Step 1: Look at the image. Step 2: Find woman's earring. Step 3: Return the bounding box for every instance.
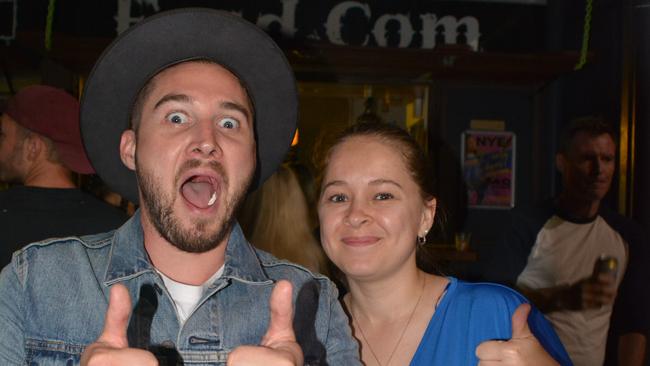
[417,230,429,246]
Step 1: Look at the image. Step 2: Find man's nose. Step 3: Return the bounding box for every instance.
[593,158,604,175]
[189,121,221,158]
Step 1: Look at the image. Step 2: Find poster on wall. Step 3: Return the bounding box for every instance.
[461,130,515,209]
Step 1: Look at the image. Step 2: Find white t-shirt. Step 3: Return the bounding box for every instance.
[517,215,627,366]
[157,265,224,325]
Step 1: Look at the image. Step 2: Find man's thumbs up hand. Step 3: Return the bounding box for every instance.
[98,283,132,348]
[81,284,158,366]
[475,303,559,366]
[227,280,303,366]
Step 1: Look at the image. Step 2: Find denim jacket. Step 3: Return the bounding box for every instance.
[0,211,360,365]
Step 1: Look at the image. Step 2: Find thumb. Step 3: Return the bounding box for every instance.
[511,303,533,339]
[98,283,132,348]
[261,280,296,346]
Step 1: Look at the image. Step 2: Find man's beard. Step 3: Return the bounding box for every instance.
[136,159,252,253]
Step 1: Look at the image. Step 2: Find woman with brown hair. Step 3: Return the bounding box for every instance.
[317,122,572,365]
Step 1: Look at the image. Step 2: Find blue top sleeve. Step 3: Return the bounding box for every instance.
[410,277,572,366]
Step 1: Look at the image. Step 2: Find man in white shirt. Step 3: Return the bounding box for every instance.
[509,118,647,366]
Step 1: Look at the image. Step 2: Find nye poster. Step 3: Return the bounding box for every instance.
[462,130,515,209]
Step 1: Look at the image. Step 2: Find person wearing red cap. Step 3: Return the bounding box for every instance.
[0,85,128,267]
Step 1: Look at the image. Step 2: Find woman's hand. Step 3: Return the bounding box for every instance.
[475,303,559,366]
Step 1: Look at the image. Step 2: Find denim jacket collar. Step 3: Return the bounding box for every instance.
[104,210,270,285]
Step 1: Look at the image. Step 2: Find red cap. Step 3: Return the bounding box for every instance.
[5,85,94,174]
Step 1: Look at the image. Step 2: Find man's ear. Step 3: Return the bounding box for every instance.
[120,130,136,171]
[23,134,43,162]
[556,153,566,175]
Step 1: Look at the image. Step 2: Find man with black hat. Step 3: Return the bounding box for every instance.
[0,9,359,366]
[0,85,128,268]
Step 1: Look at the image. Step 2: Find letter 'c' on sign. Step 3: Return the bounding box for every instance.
[325,1,371,45]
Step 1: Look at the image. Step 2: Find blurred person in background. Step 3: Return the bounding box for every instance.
[486,118,648,366]
[0,85,128,267]
[317,121,572,365]
[239,163,329,275]
[290,161,320,235]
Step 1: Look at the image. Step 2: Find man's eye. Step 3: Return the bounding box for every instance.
[218,117,239,129]
[328,194,347,203]
[166,112,188,124]
[375,192,394,200]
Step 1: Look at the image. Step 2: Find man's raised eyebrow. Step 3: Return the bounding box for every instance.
[221,101,251,121]
[154,93,192,109]
[152,96,251,120]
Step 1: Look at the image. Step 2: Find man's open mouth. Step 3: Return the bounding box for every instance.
[180,175,220,209]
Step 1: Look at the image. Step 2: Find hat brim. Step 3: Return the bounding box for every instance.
[55,141,95,175]
[80,8,297,204]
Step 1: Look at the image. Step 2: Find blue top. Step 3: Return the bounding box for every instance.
[410,277,572,366]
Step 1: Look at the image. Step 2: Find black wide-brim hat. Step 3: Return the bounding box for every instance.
[80,8,297,204]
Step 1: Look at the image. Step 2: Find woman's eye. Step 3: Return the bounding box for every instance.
[166,112,188,124]
[375,192,394,200]
[328,194,347,203]
[218,117,239,129]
